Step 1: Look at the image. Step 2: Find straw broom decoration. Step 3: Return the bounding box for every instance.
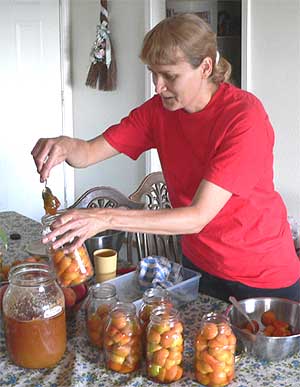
[86,0,117,91]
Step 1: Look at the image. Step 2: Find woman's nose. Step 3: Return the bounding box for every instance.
[154,75,167,94]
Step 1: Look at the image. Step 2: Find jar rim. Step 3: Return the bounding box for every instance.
[8,262,56,286]
[90,282,117,299]
[41,209,67,226]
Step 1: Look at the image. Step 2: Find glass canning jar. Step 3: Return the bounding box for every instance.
[104,302,142,374]
[138,287,172,336]
[3,262,66,368]
[146,305,184,384]
[42,211,94,287]
[195,312,236,386]
[86,282,118,349]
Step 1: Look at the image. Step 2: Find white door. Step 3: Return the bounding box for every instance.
[0,0,70,221]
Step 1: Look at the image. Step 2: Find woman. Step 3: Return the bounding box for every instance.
[32,14,300,302]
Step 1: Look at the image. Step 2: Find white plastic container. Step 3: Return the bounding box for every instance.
[106,268,201,310]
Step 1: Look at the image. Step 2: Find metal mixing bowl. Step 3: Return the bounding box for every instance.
[84,230,125,261]
[225,297,300,361]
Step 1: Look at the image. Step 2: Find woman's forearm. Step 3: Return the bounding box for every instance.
[104,206,207,235]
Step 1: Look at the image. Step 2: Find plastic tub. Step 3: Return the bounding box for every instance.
[106,268,201,310]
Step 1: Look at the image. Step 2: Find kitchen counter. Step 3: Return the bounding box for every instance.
[0,211,299,387]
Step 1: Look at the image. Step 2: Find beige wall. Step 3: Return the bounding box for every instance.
[70,0,146,199]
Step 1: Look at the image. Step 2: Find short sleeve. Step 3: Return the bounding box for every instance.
[103,97,157,160]
[204,101,274,197]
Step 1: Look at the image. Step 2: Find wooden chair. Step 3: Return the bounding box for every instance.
[129,172,182,263]
[69,186,144,263]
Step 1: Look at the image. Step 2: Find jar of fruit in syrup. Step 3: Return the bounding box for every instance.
[195,312,236,386]
[104,302,142,373]
[138,287,172,334]
[42,211,94,287]
[146,305,184,384]
[86,282,118,348]
[3,262,66,368]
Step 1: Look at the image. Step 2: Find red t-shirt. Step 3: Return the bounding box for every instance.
[103,82,300,288]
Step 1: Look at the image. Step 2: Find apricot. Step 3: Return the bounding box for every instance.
[52,249,65,264]
[201,322,219,340]
[153,321,170,334]
[153,348,169,367]
[261,310,276,326]
[195,371,210,385]
[57,256,72,276]
[62,287,76,307]
[196,336,208,352]
[160,329,175,348]
[107,360,122,372]
[164,364,179,382]
[168,350,182,363]
[195,361,213,374]
[147,328,161,344]
[209,370,227,385]
[209,348,232,363]
[243,319,259,334]
[111,312,127,330]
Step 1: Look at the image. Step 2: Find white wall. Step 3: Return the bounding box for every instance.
[245,0,300,218]
[70,0,146,199]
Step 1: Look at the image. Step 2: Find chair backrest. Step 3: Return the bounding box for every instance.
[129,172,182,263]
[69,186,143,210]
[69,186,144,264]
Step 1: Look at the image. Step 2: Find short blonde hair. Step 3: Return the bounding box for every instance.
[140,13,231,85]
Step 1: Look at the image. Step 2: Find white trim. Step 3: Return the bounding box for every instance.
[241,0,251,91]
[144,0,166,174]
[59,0,75,207]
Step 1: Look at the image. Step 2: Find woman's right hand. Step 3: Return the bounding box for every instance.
[31,136,74,182]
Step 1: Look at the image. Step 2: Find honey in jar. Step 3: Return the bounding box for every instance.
[195,312,236,386]
[42,211,94,287]
[3,262,66,368]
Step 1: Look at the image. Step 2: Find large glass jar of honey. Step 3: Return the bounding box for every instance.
[86,282,118,349]
[3,262,66,368]
[42,211,94,287]
[104,302,142,374]
[195,312,236,386]
[146,305,184,384]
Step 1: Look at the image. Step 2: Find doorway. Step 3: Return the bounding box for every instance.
[0,0,73,221]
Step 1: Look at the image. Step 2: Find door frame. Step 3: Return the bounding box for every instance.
[59,0,75,207]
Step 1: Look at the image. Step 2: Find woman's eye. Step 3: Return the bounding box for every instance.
[165,74,176,81]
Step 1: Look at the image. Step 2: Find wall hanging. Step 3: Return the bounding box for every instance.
[86,0,117,91]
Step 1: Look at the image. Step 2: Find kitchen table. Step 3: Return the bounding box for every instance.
[0,211,299,387]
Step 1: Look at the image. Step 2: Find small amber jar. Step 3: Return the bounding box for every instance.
[86,283,118,349]
[195,312,236,386]
[3,262,66,368]
[104,302,142,374]
[146,305,184,384]
[42,211,94,287]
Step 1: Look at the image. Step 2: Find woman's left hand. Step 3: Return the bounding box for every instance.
[42,208,110,253]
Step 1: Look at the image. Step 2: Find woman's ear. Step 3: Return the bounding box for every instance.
[200,57,213,79]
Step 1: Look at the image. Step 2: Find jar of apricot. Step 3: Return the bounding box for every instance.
[86,283,117,349]
[104,302,142,373]
[146,305,184,384]
[42,211,94,287]
[3,262,66,368]
[195,312,236,386]
[138,287,172,335]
